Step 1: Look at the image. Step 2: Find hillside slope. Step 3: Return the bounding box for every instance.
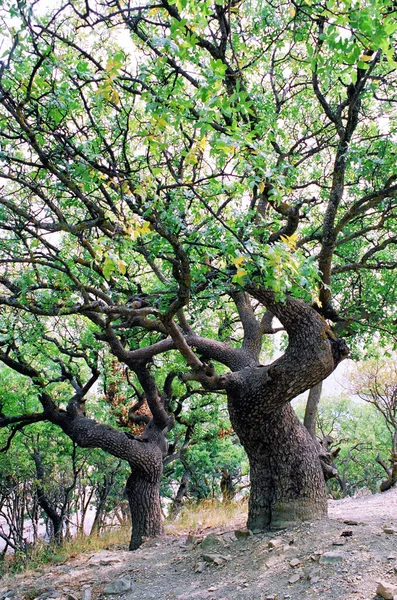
[1,489,396,600]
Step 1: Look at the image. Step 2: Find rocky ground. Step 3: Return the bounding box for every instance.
[1,487,397,600]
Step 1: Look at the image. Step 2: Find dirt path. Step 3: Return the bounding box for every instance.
[1,488,396,600]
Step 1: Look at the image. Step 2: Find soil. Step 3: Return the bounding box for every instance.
[1,488,397,600]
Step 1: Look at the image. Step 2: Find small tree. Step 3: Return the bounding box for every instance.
[349,356,397,491]
[316,396,390,496]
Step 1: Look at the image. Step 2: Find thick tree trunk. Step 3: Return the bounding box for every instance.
[126,470,163,550]
[220,294,349,532]
[54,409,171,550]
[229,400,327,531]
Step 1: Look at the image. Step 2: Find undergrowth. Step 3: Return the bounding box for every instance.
[0,526,131,578]
[0,499,248,578]
[164,497,248,534]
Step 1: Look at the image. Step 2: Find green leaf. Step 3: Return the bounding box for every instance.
[103,257,116,280]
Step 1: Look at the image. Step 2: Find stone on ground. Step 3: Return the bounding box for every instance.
[103,577,132,595]
[376,580,397,599]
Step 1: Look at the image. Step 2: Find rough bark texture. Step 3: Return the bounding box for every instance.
[229,399,327,530]
[52,412,167,549]
[126,467,163,550]
[221,295,348,531]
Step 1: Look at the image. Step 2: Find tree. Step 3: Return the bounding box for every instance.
[297,394,390,497]
[166,427,247,507]
[0,377,126,553]
[349,355,397,490]
[89,454,129,535]
[1,0,397,548]
[0,443,35,555]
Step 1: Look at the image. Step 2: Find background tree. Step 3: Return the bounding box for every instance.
[88,454,130,535]
[0,445,35,556]
[0,0,397,548]
[165,427,248,509]
[348,355,397,490]
[315,395,391,497]
[0,365,133,554]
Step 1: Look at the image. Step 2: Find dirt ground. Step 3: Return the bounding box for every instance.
[1,488,397,600]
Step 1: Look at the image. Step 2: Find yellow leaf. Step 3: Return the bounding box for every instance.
[259,181,265,193]
[232,266,248,284]
[218,143,235,154]
[185,149,198,165]
[280,233,298,251]
[197,136,207,152]
[138,222,151,235]
[232,255,246,267]
[110,89,120,105]
[312,293,322,307]
[106,58,121,74]
[153,116,168,128]
[118,260,127,275]
[289,5,296,17]
[94,247,103,260]
[359,54,372,62]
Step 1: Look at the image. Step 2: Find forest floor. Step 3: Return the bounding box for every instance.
[1,487,397,600]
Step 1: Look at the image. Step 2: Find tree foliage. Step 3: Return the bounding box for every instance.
[0,0,396,336]
[315,395,390,497]
[348,355,397,489]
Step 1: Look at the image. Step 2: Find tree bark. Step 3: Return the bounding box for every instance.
[229,401,327,530]
[32,449,65,545]
[304,382,323,439]
[218,292,349,531]
[126,469,163,550]
[170,467,191,517]
[220,469,235,503]
[53,410,169,549]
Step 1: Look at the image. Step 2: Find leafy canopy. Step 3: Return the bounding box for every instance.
[0,0,397,465]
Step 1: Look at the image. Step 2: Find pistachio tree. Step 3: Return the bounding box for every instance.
[1,0,397,548]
